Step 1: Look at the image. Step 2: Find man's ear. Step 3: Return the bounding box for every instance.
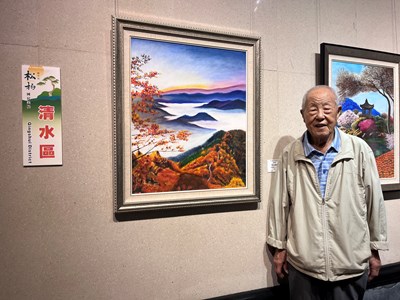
[300,109,305,121]
[337,105,342,114]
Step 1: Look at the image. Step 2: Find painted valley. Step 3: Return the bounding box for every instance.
[130,41,248,194]
[131,87,247,194]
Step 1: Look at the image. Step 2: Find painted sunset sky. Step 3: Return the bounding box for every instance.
[130,37,247,93]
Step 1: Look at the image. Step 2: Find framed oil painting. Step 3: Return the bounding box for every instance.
[321,43,400,191]
[112,17,261,213]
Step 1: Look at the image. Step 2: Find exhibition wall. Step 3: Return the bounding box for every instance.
[1,0,400,299]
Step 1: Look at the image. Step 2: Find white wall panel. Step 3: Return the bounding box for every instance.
[0,0,39,47]
[276,0,318,74]
[356,0,396,51]
[117,0,252,32]
[318,0,357,46]
[252,0,278,71]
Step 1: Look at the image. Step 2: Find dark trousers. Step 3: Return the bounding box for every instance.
[288,264,368,300]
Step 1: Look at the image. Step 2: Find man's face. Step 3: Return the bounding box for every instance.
[301,88,340,144]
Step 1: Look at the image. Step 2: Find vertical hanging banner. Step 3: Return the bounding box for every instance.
[22,65,62,166]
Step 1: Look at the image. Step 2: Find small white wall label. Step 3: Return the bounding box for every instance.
[267,159,279,173]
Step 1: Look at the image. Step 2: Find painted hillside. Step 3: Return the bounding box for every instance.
[131,130,246,193]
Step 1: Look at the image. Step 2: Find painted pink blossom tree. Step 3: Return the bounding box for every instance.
[336,66,393,133]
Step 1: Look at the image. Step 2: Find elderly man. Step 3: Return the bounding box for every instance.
[267,85,388,299]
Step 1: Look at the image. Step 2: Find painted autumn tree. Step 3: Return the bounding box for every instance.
[335,66,394,133]
[130,54,191,161]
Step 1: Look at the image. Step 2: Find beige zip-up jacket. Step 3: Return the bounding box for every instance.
[267,130,388,281]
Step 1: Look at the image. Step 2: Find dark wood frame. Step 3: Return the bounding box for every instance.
[320,42,400,195]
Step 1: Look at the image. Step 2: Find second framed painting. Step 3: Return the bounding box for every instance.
[112,17,261,213]
[321,43,400,191]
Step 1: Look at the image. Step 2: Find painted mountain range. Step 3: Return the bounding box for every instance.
[175,112,217,123]
[341,98,381,116]
[163,84,246,95]
[197,99,245,110]
[131,82,249,194]
[157,89,246,104]
[146,88,246,133]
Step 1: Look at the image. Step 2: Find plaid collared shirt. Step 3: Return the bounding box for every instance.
[303,127,341,199]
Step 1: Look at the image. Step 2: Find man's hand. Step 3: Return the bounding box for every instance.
[368,250,381,281]
[273,248,288,280]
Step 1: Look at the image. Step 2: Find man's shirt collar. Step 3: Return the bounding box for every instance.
[303,127,341,157]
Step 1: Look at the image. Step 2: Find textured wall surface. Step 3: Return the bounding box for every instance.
[1,0,400,299]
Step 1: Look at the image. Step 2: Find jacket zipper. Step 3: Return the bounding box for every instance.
[313,161,330,281]
[321,197,330,280]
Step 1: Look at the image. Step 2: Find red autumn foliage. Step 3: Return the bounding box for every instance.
[132,130,246,193]
[130,54,191,162]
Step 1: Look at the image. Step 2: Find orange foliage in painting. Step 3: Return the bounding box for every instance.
[130,54,191,161]
[132,130,246,194]
[132,151,180,193]
[375,149,394,178]
[181,145,243,188]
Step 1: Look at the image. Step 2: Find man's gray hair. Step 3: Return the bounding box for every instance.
[301,85,338,111]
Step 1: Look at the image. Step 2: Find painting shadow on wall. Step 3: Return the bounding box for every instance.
[115,200,259,221]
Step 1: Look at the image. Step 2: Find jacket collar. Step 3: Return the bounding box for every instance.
[294,129,354,162]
